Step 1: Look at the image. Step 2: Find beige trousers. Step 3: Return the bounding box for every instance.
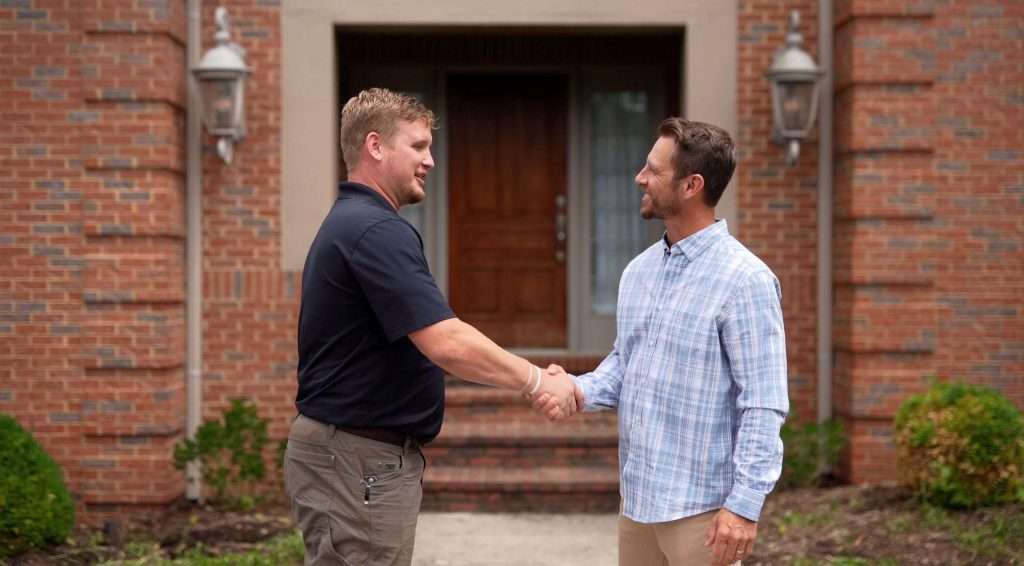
[619,509,740,566]
[284,414,425,566]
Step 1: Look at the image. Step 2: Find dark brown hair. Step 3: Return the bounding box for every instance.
[657,118,736,207]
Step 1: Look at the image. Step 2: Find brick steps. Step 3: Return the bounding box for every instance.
[432,419,618,444]
[425,420,618,468]
[424,372,620,512]
[421,466,620,513]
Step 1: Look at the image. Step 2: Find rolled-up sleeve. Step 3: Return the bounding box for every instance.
[719,270,789,522]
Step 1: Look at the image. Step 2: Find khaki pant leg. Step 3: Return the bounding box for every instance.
[652,510,740,566]
[618,512,669,566]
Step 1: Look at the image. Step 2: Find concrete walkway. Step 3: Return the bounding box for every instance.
[412,513,618,566]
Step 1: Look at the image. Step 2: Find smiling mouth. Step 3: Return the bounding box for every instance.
[414,173,427,185]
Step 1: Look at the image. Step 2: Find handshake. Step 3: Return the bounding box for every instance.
[520,364,585,421]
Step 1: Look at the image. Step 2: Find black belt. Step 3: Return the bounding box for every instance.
[336,425,411,448]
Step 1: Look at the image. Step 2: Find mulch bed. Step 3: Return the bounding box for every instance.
[7,485,1023,565]
[7,499,296,565]
[748,484,1023,565]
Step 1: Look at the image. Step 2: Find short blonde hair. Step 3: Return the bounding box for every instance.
[339,88,435,171]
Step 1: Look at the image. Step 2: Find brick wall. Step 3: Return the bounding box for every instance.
[833,0,1023,482]
[931,1,1023,404]
[196,0,297,446]
[3,0,1021,521]
[737,0,821,424]
[1,0,188,521]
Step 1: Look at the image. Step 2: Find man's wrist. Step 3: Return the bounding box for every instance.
[528,366,542,396]
[722,483,766,522]
[519,364,542,395]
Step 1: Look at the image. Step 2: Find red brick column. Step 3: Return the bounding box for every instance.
[832,0,939,482]
[931,2,1024,406]
[0,0,188,521]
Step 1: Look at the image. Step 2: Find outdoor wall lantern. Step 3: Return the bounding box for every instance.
[766,11,824,166]
[193,7,250,165]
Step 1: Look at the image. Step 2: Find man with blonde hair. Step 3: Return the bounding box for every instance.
[285,88,580,565]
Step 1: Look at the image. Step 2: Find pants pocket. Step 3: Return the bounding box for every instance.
[365,454,423,565]
[285,442,369,565]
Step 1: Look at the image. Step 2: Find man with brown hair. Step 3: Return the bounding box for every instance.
[285,88,580,565]
[540,118,789,566]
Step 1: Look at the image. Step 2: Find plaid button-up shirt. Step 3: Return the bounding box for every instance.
[576,220,789,523]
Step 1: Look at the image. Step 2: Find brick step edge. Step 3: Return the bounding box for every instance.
[432,421,619,447]
[423,466,619,493]
[445,386,526,405]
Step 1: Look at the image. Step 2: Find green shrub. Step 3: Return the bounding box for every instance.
[173,399,270,509]
[894,381,1024,509]
[779,415,845,489]
[0,414,75,558]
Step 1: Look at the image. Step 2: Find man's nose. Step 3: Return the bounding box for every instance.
[424,151,435,170]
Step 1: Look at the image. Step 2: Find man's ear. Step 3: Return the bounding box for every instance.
[365,131,384,162]
[683,174,705,201]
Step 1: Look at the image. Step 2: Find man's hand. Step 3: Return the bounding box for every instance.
[521,364,572,420]
[705,508,757,565]
[528,365,584,421]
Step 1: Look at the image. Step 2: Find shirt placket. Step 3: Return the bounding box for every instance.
[632,249,687,432]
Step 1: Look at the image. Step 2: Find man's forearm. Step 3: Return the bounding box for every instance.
[409,318,532,391]
[724,407,786,522]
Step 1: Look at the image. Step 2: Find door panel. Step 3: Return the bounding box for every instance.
[447,73,568,347]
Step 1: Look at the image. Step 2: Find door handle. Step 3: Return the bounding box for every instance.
[554,194,566,263]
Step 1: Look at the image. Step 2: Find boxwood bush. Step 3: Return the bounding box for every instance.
[894,381,1024,509]
[0,414,75,558]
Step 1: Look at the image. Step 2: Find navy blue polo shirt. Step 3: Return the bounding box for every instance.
[295,182,455,442]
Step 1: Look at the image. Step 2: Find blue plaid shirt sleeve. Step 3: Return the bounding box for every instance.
[574,340,624,412]
[720,269,790,521]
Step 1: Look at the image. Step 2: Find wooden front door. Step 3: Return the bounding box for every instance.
[447,73,568,348]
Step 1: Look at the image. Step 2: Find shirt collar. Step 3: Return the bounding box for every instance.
[660,219,729,261]
[338,182,396,212]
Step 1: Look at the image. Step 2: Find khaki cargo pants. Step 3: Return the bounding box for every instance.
[284,414,425,566]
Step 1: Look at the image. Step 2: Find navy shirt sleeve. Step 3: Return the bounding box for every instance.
[348,218,455,342]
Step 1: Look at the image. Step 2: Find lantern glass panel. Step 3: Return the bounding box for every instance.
[777,80,815,133]
[200,78,238,133]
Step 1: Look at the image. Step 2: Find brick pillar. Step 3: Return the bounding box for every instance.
[0,0,91,507]
[1,0,189,521]
[931,2,1024,406]
[832,0,939,482]
[76,1,189,516]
